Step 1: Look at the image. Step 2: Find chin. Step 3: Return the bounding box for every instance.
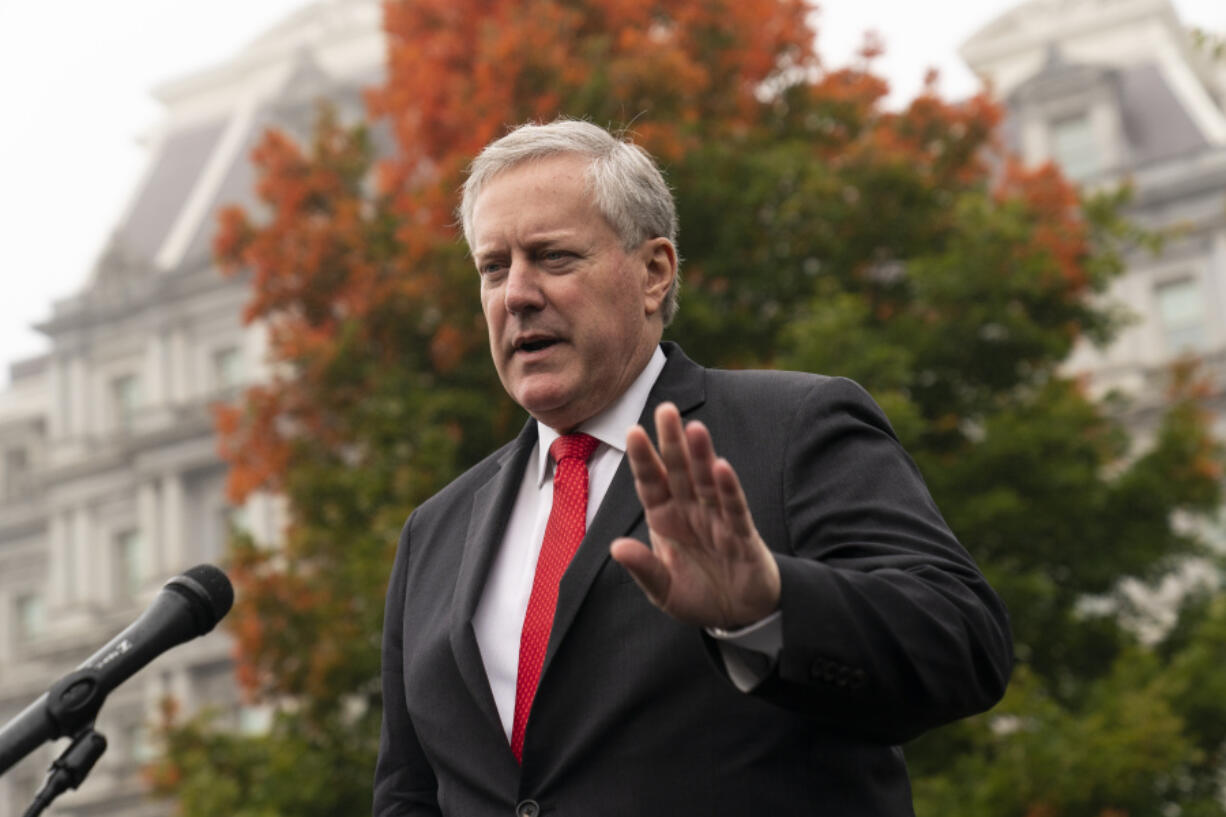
[514,383,575,424]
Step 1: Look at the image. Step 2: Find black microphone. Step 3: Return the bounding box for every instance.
[0,564,234,776]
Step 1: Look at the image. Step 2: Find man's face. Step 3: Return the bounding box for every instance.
[471,154,675,432]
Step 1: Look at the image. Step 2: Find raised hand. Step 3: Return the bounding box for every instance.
[610,402,781,629]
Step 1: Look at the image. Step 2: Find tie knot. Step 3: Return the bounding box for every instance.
[549,433,599,465]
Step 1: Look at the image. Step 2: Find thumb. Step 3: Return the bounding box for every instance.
[610,537,671,606]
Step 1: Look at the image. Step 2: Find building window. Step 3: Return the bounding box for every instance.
[1155,278,1206,353]
[111,374,141,430]
[3,447,31,501]
[114,529,142,598]
[1050,113,1099,180]
[212,347,243,391]
[15,594,44,642]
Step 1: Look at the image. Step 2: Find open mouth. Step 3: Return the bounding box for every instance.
[516,338,559,353]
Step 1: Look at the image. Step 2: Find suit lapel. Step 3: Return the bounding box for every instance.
[449,423,537,737]
[445,345,708,733]
[545,343,707,668]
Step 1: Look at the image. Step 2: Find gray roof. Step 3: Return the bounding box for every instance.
[115,120,227,264]
[177,120,260,270]
[176,72,384,271]
[1004,55,1211,170]
[1117,62,1209,166]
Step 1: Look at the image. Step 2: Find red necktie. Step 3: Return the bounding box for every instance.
[511,432,600,762]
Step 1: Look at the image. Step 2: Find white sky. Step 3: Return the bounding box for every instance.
[0,0,1222,385]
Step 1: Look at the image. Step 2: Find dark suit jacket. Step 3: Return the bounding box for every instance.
[374,343,1012,816]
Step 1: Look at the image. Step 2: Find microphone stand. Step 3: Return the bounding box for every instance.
[22,728,107,817]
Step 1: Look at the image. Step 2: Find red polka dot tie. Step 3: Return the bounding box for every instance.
[511,432,600,762]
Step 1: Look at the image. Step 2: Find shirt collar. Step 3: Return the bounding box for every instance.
[533,345,667,487]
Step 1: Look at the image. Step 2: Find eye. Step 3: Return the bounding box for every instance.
[478,259,507,278]
[540,249,574,266]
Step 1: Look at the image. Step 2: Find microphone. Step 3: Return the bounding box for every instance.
[0,564,234,776]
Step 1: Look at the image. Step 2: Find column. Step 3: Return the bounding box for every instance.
[0,589,11,666]
[146,332,167,408]
[48,356,67,439]
[138,481,159,584]
[72,505,102,608]
[69,356,90,437]
[47,511,72,609]
[161,473,186,572]
[169,328,190,404]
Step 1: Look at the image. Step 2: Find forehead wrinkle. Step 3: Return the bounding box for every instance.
[473,227,586,259]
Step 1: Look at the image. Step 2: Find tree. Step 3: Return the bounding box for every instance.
[151,2,1224,815]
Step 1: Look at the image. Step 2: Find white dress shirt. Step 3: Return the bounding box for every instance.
[473,346,780,741]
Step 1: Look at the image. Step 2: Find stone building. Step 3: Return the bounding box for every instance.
[1,0,1223,814]
[0,1,382,814]
[961,0,1226,622]
[962,0,1226,429]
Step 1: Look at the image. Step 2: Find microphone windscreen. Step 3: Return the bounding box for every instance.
[175,565,235,627]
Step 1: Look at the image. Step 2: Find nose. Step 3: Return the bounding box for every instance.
[503,257,546,314]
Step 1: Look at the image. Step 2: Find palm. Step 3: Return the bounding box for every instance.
[610,402,780,629]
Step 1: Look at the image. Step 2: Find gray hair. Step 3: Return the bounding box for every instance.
[459,119,680,325]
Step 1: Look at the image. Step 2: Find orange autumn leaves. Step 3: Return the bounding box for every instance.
[214,0,821,510]
[208,0,1100,704]
[371,0,817,188]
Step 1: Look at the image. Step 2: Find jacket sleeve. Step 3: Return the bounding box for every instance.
[373,515,443,817]
[741,376,1013,745]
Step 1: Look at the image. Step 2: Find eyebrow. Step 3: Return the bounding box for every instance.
[473,231,584,257]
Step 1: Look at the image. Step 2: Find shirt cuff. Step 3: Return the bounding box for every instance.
[705,610,783,692]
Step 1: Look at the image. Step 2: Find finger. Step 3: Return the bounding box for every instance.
[684,420,721,510]
[655,402,697,503]
[609,537,671,606]
[625,424,671,508]
[713,457,758,541]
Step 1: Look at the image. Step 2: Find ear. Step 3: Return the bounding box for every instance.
[639,238,677,318]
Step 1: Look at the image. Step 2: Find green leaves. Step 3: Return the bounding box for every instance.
[153,3,1224,815]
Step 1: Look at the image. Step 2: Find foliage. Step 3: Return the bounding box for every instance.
[150,2,1225,815]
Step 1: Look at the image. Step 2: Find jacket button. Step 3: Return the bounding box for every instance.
[516,799,541,817]
[810,659,838,682]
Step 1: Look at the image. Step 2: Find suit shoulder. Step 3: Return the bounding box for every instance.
[699,367,894,441]
[704,367,876,407]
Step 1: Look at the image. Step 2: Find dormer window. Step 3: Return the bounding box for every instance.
[1050,112,1100,180]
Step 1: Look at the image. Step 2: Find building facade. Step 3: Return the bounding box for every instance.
[1,0,1223,814]
[962,0,1226,432]
[962,0,1226,622]
[0,2,382,814]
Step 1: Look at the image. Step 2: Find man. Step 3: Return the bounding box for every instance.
[374,120,1012,816]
